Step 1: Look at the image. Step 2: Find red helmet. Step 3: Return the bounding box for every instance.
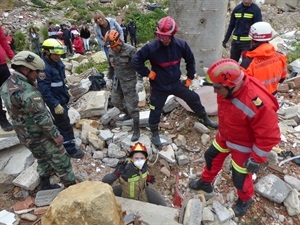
[129,142,148,158]
[207,59,244,88]
[104,30,121,48]
[156,16,178,36]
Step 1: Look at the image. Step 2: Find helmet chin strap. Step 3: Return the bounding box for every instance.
[224,86,235,98]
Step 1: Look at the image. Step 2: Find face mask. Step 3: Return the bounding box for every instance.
[133,160,146,170]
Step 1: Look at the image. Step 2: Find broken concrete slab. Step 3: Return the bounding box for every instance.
[0,172,15,194]
[116,196,181,225]
[35,188,63,207]
[0,136,20,151]
[12,160,39,191]
[176,86,217,116]
[116,111,150,127]
[0,145,35,177]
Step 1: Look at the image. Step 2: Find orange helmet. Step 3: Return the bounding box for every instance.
[129,142,148,158]
[206,59,244,88]
[156,16,178,36]
[104,30,121,48]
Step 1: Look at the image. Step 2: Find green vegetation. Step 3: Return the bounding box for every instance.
[13,31,28,51]
[31,0,46,8]
[126,9,167,43]
[75,61,109,74]
[287,41,300,63]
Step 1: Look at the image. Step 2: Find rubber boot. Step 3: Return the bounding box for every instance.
[61,179,76,188]
[149,123,162,149]
[232,198,254,217]
[120,109,132,121]
[0,115,13,131]
[131,120,140,142]
[64,140,84,159]
[40,176,61,190]
[189,179,213,193]
[198,114,218,129]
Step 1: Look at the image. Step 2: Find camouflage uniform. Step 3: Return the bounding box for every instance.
[108,43,139,122]
[0,71,75,185]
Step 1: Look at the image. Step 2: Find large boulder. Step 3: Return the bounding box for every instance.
[41,181,124,225]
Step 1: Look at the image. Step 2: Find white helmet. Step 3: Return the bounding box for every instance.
[249,21,273,42]
[12,51,45,71]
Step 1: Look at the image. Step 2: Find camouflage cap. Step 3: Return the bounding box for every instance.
[12,51,45,71]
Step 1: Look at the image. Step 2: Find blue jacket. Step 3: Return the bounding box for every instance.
[224,2,262,42]
[131,37,196,91]
[37,54,69,108]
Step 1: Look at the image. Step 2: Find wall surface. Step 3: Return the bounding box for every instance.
[169,0,229,75]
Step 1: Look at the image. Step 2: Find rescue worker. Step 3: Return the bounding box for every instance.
[0,51,76,190]
[37,38,84,159]
[240,21,287,95]
[131,16,218,149]
[93,10,124,61]
[0,25,14,131]
[102,142,167,206]
[222,0,262,62]
[104,30,140,142]
[189,59,280,217]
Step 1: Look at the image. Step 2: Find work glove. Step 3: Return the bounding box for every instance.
[182,78,192,88]
[148,71,156,80]
[114,160,128,177]
[245,158,260,173]
[146,175,155,184]
[54,104,64,114]
[222,40,227,49]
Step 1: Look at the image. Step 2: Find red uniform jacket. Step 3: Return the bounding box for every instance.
[0,26,14,65]
[73,36,84,54]
[217,76,280,163]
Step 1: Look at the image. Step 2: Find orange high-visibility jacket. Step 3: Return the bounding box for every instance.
[241,43,287,95]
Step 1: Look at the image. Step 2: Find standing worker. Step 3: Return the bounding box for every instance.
[104,30,140,142]
[240,21,287,95]
[132,16,218,149]
[93,10,124,61]
[120,19,128,43]
[0,25,14,131]
[37,38,84,159]
[189,59,280,217]
[222,0,262,62]
[127,18,137,47]
[0,51,76,190]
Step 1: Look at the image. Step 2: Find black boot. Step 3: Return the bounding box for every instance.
[0,115,13,131]
[40,176,61,190]
[198,114,218,129]
[61,180,76,188]
[120,109,132,121]
[131,120,140,142]
[149,123,162,149]
[232,198,254,217]
[64,140,84,159]
[68,149,84,159]
[189,179,213,193]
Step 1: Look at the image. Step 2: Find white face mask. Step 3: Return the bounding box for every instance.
[133,160,146,170]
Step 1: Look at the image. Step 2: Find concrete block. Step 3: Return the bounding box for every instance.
[35,188,63,207]
[0,136,20,151]
[278,83,290,93]
[12,161,39,191]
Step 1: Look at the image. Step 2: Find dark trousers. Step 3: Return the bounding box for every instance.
[0,64,11,117]
[149,83,206,125]
[129,33,137,47]
[49,104,76,154]
[230,41,251,62]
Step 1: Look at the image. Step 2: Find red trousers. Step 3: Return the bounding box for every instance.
[201,132,254,201]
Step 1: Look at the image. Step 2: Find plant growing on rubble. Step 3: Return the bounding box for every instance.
[75,61,109,74]
[13,31,28,51]
[287,41,300,63]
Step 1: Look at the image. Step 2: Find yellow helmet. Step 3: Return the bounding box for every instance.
[42,38,67,55]
[12,51,45,71]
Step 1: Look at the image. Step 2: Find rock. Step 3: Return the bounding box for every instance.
[41,181,124,225]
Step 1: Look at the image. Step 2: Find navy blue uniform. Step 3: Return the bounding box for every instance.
[224,2,262,62]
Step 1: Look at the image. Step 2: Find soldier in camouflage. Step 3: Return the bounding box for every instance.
[104,30,140,142]
[0,51,76,190]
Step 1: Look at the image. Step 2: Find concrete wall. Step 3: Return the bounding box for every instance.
[169,0,229,75]
[265,0,300,7]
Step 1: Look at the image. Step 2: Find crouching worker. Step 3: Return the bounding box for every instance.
[0,51,76,190]
[102,142,167,206]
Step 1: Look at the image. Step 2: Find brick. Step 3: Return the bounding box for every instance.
[278,83,290,93]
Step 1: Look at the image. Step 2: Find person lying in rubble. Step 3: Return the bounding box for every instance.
[102,142,167,206]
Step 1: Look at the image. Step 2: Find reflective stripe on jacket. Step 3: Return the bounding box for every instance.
[217,76,280,163]
[241,43,287,94]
